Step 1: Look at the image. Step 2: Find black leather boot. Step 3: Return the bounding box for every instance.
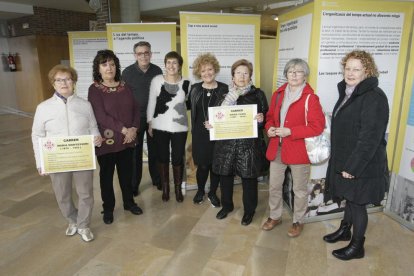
[332,237,365,260]
[158,163,170,202]
[173,165,184,202]
[323,220,352,243]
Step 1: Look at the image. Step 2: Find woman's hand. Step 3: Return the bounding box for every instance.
[37,168,48,176]
[255,113,264,123]
[267,126,277,137]
[94,136,103,147]
[275,127,291,137]
[341,171,355,179]
[123,127,137,144]
[204,121,213,129]
[148,123,153,137]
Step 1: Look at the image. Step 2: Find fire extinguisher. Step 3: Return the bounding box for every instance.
[8,53,16,72]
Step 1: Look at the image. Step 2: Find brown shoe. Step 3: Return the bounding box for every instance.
[262,217,282,231]
[287,222,304,237]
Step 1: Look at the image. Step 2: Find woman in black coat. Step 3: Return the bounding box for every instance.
[324,50,389,260]
[212,59,269,226]
[189,53,228,207]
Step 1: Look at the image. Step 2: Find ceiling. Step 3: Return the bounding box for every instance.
[0,0,309,36]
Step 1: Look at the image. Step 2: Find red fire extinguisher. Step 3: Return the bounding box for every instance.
[8,53,16,72]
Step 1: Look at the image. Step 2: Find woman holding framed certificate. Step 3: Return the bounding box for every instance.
[212,59,268,226]
[32,65,102,242]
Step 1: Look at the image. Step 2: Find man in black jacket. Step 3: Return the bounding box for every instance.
[122,41,162,195]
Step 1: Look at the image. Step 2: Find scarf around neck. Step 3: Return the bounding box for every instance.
[221,81,252,106]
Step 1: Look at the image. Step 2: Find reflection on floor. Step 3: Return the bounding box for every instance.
[1,114,413,276]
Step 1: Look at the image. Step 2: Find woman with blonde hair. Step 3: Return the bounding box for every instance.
[324,50,389,260]
[189,53,227,207]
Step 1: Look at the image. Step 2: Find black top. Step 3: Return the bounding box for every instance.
[122,62,162,117]
[189,81,227,165]
[326,77,389,204]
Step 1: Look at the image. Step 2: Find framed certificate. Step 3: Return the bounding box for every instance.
[39,135,96,174]
[208,104,258,140]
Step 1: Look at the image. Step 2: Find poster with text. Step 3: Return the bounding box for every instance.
[180,12,260,86]
[106,23,176,72]
[275,14,312,89]
[68,31,107,100]
[316,10,404,114]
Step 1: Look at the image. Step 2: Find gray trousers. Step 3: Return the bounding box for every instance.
[50,170,94,229]
[268,150,310,223]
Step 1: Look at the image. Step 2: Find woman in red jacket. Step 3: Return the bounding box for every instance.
[262,59,325,237]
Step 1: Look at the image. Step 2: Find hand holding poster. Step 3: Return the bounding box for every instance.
[39,135,96,174]
[208,104,257,140]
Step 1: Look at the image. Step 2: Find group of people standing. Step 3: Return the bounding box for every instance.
[32,42,389,262]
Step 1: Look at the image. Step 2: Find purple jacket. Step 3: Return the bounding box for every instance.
[88,81,140,156]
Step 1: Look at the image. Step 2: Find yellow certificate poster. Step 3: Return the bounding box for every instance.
[209,104,258,140]
[39,135,96,174]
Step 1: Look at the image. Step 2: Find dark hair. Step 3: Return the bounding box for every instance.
[231,59,253,78]
[48,64,78,85]
[133,41,151,52]
[92,49,121,82]
[310,184,322,198]
[164,51,183,67]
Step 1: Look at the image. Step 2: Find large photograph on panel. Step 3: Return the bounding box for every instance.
[385,39,414,231]
[180,12,261,188]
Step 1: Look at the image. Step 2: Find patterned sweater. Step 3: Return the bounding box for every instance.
[147,74,191,132]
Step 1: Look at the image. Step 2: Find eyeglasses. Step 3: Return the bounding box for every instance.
[135,51,151,57]
[344,67,364,73]
[287,70,305,76]
[54,78,73,84]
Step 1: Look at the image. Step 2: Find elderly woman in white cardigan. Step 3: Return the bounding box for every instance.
[32,65,102,242]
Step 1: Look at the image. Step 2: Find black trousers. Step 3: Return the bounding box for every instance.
[132,118,160,190]
[343,200,368,239]
[153,129,187,165]
[220,175,258,214]
[196,165,220,194]
[97,148,135,213]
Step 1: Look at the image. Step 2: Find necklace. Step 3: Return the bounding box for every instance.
[202,82,217,97]
[201,88,215,123]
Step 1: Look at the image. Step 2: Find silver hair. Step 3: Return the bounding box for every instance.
[283,58,310,78]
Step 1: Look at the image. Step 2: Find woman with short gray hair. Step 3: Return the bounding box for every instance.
[263,58,325,237]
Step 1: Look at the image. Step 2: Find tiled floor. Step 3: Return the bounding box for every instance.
[1,114,413,276]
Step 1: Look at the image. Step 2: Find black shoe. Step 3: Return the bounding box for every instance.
[207,193,221,208]
[132,189,140,197]
[193,191,205,204]
[216,208,233,220]
[124,204,143,215]
[332,237,365,261]
[323,220,352,243]
[241,212,254,226]
[102,211,113,224]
